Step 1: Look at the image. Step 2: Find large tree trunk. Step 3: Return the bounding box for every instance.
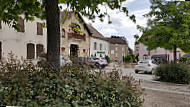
[173,45,177,63]
[45,0,60,71]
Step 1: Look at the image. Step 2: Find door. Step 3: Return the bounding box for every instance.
[70,44,79,58]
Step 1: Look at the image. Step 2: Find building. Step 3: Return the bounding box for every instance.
[0,18,47,60]
[134,38,139,55]
[107,36,128,62]
[87,24,109,58]
[139,43,185,61]
[60,12,92,58]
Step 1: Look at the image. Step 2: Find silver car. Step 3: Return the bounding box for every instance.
[92,57,108,69]
[60,55,72,66]
[135,60,157,74]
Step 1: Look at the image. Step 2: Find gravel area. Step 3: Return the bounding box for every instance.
[143,89,190,107]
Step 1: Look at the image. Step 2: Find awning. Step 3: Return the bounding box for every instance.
[183,54,190,58]
[151,54,167,59]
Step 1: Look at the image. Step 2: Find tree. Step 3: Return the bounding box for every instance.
[134,34,139,39]
[0,0,135,70]
[138,0,190,63]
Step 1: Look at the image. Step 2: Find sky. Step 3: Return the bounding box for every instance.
[83,0,151,51]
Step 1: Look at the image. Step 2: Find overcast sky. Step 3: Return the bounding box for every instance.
[83,0,151,51]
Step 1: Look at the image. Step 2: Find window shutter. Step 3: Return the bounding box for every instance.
[37,22,43,35]
[36,44,43,57]
[27,43,35,59]
[17,20,25,32]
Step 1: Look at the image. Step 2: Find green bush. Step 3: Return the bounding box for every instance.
[124,55,138,63]
[0,54,144,106]
[154,63,190,84]
[124,55,132,63]
[179,56,189,63]
[105,55,110,63]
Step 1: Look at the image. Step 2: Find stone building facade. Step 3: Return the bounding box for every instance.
[0,18,47,60]
[60,12,91,58]
[107,36,128,62]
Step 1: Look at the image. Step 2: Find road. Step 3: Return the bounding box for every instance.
[104,67,154,81]
[103,66,190,107]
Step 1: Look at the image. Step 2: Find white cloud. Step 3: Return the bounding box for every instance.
[83,7,150,50]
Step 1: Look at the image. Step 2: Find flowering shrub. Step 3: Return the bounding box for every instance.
[0,53,144,106]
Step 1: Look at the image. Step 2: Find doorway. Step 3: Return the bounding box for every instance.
[70,44,79,58]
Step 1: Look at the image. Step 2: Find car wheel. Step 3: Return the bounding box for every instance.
[95,63,100,69]
[101,66,106,69]
[135,70,139,73]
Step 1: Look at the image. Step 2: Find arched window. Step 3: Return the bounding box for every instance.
[62,28,65,37]
[27,43,35,59]
[36,44,44,58]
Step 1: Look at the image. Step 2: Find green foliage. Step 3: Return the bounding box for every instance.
[0,0,136,29]
[134,34,139,39]
[105,55,110,63]
[0,54,144,106]
[124,55,137,63]
[124,55,132,63]
[155,63,190,84]
[138,1,190,60]
[179,56,189,63]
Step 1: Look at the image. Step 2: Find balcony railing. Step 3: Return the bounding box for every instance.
[68,33,86,41]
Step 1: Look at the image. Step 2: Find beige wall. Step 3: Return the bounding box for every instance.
[109,44,128,61]
[0,18,47,60]
[60,14,90,58]
[90,37,109,58]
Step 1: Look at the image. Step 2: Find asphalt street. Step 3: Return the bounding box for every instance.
[103,66,190,107]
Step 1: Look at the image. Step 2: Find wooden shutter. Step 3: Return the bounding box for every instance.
[36,44,43,57]
[17,20,25,32]
[0,20,2,29]
[37,22,43,35]
[27,43,35,59]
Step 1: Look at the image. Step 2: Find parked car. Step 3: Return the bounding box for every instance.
[92,57,108,69]
[74,57,96,68]
[60,55,72,66]
[134,60,157,74]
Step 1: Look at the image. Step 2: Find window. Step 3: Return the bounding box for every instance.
[27,43,35,59]
[0,20,2,29]
[115,53,118,57]
[94,42,97,50]
[144,46,147,51]
[115,47,118,51]
[122,47,124,51]
[36,44,44,58]
[143,54,148,60]
[100,44,102,50]
[37,22,43,35]
[104,44,106,50]
[17,19,25,32]
[62,28,65,37]
[111,50,114,54]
